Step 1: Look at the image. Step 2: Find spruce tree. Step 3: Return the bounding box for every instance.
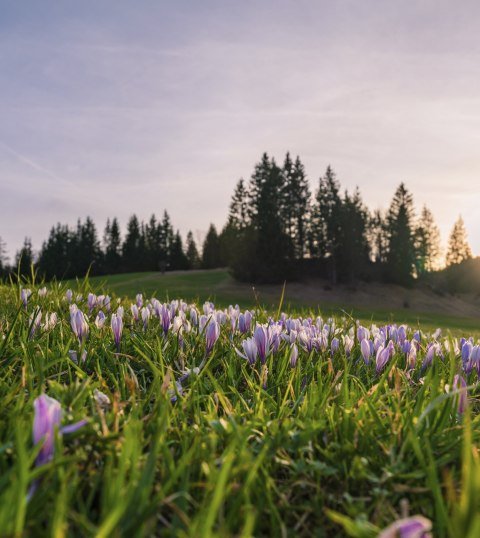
[247,153,290,282]
[122,215,142,272]
[202,224,222,269]
[169,231,189,270]
[281,154,311,260]
[446,216,472,266]
[160,211,174,271]
[104,217,122,274]
[15,237,34,277]
[186,231,200,269]
[368,210,388,265]
[414,206,441,274]
[337,188,370,281]
[228,179,249,230]
[74,217,102,276]
[311,166,342,282]
[385,183,416,285]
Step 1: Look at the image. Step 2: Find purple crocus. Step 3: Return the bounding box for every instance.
[33,394,87,467]
[131,304,139,322]
[289,343,299,368]
[205,320,220,355]
[376,343,393,374]
[141,307,150,330]
[238,311,253,334]
[331,337,340,356]
[236,337,258,365]
[253,325,270,364]
[95,311,106,329]
[379,515,432,538]
[87,293,97,313]
[21,288,32,308]
[111,313,123,351]
[159,304,171,336]
[136,293,143,308]
[361,338,372,364]
[453,374,468,415]
[70,308,89,343]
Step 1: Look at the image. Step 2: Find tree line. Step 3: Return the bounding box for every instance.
[0,152,474,285]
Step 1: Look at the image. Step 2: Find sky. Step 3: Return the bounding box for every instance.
[1,0,479,260]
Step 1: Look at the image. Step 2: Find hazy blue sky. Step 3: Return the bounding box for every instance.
[1,0,479,260]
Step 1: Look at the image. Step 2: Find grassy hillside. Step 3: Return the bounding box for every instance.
[68,269,480,334]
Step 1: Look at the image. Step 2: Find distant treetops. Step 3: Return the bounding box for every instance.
[1,152,474,284]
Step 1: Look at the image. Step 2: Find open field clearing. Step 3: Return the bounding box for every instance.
[0,282,479,536]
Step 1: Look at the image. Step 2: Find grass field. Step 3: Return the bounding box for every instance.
[80,269,480,335]
[0,279,480,536]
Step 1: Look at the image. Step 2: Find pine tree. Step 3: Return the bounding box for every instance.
[385,183,416,285]
[337,188,370,281]
[311,166,342,282]
[281,154,311,260]
[414,206,441,274]
[74,217,102,276]
[104,217,122,274]
[186,231,200,269]
[202,224,222,269]
[228,179,249,230]
[170,231,189,270]
[15,237,34,277]
[368,210,389,264]
[446,216,472,266]
[247,153,291,281]
[122,215,142,272]
[160,211,174,271]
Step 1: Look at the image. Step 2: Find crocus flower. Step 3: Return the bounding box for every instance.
[453,374,468,415]
[238,311,253,334]
[111,313,123,351]
[379,515,432,538]
[236,337,258,365]
[136,293,143,308]
[376,344,391,373]
[70,308,89,343]
[331,337,340,355]
[33,394,87,467]
[205,320,220,355]
[141,307,150,330]
[407,344,417,370]
[361,339,372,364]
[29,310,42,339]
[38,287,48,298]
[253,325,270,364]
[290,343,298,368]
[21,288,32,307]
[93,389,111,409]
[95,311,106,329]
[131,304,139,322]
[65,289,73,303]
[87,293,97,312]
[68,349,87,364]
[159,304,171,336]
[343,335,354,357]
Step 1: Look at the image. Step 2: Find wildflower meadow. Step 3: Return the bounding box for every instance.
[0,280,479,537]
